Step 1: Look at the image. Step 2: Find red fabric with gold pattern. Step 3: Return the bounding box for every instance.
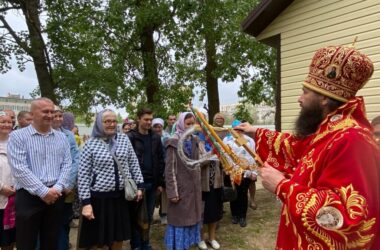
[255,97,380,249]
[303,46,374,102]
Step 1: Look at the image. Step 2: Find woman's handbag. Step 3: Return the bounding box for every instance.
[123,176,138,201]
[222,186,237,202]
[112,154,138,201]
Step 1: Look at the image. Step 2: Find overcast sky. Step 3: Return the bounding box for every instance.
[0,60,241,102]
[0,10,241,116]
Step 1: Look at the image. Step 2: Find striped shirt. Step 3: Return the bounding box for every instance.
[7,125,72,198]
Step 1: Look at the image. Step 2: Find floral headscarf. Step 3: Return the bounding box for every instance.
[175,112,194,137]
[175,112,195,157]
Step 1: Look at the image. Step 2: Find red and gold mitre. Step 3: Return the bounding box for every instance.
[303,46,374,102]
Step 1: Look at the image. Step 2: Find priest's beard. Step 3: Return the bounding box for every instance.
[294,101,325,139]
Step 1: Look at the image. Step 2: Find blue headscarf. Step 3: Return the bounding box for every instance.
[225,119,241,140]
[231,119,241,128]
[91,109,117,154]
[62,112,75,131]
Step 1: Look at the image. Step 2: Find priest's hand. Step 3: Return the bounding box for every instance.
[260,162,285,193]
[233,122,257,138]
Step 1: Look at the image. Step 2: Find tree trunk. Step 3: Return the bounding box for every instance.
[140,25,159,105]
[205,31,220,124]
[21,0,57,103]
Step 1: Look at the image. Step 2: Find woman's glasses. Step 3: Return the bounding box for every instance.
[102,120,117,125]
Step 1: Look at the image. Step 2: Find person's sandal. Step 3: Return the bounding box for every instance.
[249,203,257,210]
[209,240,220,249]
[198,240,208,250]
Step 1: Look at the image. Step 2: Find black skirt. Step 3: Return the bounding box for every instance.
[0,209,15,247]
[202,187,223,224]
[78,194,131,248]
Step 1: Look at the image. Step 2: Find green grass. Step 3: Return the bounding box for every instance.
[71,188,281,249]
[150,189,281,250]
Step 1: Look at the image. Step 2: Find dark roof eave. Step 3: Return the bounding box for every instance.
[242,0,294,37]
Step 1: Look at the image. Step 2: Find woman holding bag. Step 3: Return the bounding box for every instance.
[78,109,144,250]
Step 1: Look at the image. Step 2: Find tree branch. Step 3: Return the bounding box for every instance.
[0,6,20,12]
[22,3,55,86]
[0,15,32,54]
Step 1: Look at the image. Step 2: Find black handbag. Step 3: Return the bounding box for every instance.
[222,186,237,202]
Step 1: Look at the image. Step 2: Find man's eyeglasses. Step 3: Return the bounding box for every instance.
[103,120,118,125]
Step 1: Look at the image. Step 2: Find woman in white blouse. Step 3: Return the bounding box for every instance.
[0,111,15,250]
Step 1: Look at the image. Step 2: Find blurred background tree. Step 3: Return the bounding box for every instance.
[0,0,276,123]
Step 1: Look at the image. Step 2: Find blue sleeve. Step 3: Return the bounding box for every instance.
[54,136,72,192]
[67,131,80,189]
[196,131,212,152]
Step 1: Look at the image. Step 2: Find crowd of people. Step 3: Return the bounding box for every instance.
[1,44,380,250]
[0,100,261,250]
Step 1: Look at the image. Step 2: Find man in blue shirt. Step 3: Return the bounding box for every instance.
[7,97,71,250]
[52,106,80,250]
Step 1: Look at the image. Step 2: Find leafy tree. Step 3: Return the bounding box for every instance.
[45,0,194,119]
[45,0,276,121]
[237,48,278,126]
[171,0,276,123]
[0,0,57,103]
[1,0,276,125]
[233,103,254,124]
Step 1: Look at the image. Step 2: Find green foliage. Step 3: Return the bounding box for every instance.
[45,0,195,120]
[1,0,276,121]
[0,3,30,74]
[237,47,277,108]
[233,103,254,124]
[169,0,276,115]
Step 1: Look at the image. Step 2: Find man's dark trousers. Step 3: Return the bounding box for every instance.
[15,189,64,250]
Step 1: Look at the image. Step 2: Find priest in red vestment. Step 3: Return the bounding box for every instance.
[236,45,380,249]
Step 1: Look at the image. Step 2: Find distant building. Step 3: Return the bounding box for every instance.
[220,102,275,125]
[0,93,32,114]
[220,103,238,114]
[255,103,275,124]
